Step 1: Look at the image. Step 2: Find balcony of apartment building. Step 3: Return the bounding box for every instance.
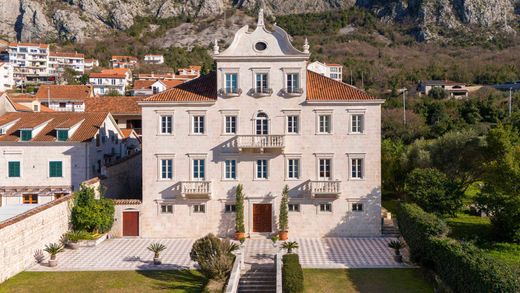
[179,181,212,199]
[236,135,285,152]
[309,180,341,199]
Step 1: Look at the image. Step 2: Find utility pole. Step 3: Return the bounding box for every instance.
[509,87,513,118]
[403,89,407,125]
[361,72,364,90]
[350,69,353,85]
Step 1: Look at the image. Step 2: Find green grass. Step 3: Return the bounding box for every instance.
[0,270,207,293]
[303,268,434,293]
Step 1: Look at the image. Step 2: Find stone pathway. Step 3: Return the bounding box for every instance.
[29,238,196,271]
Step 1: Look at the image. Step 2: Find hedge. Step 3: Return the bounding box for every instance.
[282,254,304,293]
[396,203,520,293]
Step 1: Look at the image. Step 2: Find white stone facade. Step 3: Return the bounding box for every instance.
[8,43,50,83]
[139,11,382,238]
[0,63,14,92]
[144,54,164,65]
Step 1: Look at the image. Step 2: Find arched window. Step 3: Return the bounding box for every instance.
[256,112,269,135]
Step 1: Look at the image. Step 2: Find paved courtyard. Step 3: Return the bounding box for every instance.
[28,237,407,272]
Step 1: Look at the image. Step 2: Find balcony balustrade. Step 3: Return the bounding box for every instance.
[309,180,341,197]
[250,88,273,97]
[218,88,242,97]
[236,135,285,152]
[180,181,212,199]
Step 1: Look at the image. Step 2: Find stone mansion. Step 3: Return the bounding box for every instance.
[139,10,384,238]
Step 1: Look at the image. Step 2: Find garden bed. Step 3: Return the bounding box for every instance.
[77,233,108,247]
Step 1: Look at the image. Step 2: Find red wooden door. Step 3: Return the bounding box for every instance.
[122,211,139,236]
[253,204,272,232]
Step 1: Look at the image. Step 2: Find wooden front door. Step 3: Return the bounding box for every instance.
[253,204,272,232]
[122,211,139,236]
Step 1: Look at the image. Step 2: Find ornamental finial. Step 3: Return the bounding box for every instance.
[303,38,310,54]
[257,9,265,27]
[213,39,219,55]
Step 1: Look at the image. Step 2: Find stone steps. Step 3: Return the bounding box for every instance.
[238,268,276,293]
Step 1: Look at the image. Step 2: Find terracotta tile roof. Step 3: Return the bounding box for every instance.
[90,70,127,79]
[49,52,85,58]
[0,112,109,142]
[306,70,375,101]
[85,59,97,63]
[34,85,92,101]
[120,128,134,138]
[144,72,217,102]
[133,79,184,90]
[161,80,184,88]
[9,42,48,49]
[84,96,143,114]
[137,73,176,79]
[179,65,201,72]
[326,63,342,67]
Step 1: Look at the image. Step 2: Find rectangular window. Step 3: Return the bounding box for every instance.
[23,194,38,204]
[160,115,173,134]
[287,115,299,134]
[351,114,364,134]
[160,159,173,179]
[288,204,300,212]
[8,161,21,178]
[287,159,300,179]
[225,204,236,213]
[57,129,68,141]
[286,73,299,93]
[256,159,268,179]
[351,158,364,179]
[225,73,238,94]
[320,203,332,212]
[193,159,205,180]
[193,204,206,213]
[224,160,237,180]
[49,161,63,177]
[20,129,32,141]
[318,115,331,134]
[193,115,205,134]
[255,73,268,93]
[319,159,331,179]
[352,203,363,212]
[225,116,237,134]
[161,204,173,214]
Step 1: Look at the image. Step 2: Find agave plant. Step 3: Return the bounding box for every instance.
[282,241,299,254]
[44,243,64,260]
[388,240,405,255]
[147,243,167,259]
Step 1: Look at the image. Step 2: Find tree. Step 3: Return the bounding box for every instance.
[79,73,89,85]
[62,67,79,85]
[477,125,520,242]
[381,139,407,198]
[235,184,245,233]
[382,108,428,143]
[405,168,463,215]
[104,89,122,96]
[279,185,289,232]
[189,233,239,280]
[70,185,115,233]
[429,87,448,100]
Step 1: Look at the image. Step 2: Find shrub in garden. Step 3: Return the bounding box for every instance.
[70,185,115,233]
[189,233,239,281]
[282,254,304,293]
[235,184,245,234]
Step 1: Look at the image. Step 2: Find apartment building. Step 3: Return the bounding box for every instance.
[0,112,131,206]
[8,42,50,84]
[144,54,164,65]
[111,56,138,69]
[177,65,201,78]
[48,52,85,75]
[84,59,99,71]
[0,62,14,91]
[307,61,343,82]
[138,10,383,238]
[89,68,132,96]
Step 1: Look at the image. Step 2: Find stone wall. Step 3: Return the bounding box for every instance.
[102,152,142,199]
[0,196,71,283]
[110,199,142,238]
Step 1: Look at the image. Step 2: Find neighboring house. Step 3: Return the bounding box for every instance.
[0,93,56,114]
[111,56,138,69]
[8,42,52,84]
[48,52,85,75]
[0,62,15,91]
[307,61,343,82]
[132,79,183,96]
[84,59,99,71]
[177,65,201,78]
[137,73,176,80]
[33,85,92,112]
[84,96,144,136]
[144,54,164,65]
[138,10,383,238]
[89,68,132,96]
[417,80,469,97]
[0,112,132,206]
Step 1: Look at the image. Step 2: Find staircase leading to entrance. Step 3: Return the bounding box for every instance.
[382,207,401,237]
[238,239,277,293]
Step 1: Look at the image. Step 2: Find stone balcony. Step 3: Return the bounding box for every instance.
[281,87,304,97]
[180,181,212,199]
[250,88,273,97]
[309,180,341,198]
[218,88,242,97]
[236,135,285,152]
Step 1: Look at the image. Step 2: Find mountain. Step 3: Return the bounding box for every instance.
[0,0,517,44]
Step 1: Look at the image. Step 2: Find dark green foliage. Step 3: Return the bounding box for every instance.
[70,186,115,233]
[235,184,245,233]
[282,254,304,293]
[282,241,299,254]
[279,185,289,231]
[189,233,239,281]
[405,168,463,215]
[427,87,448,99]
[163,46,214,75]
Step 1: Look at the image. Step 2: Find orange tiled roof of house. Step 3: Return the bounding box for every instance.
[9,42,49,49]
[144,72,217,102]
[306,70,375,101]
[326,63,342,67]
[120,128,135,138]
[50,52,85,58]
[137,73,176,79]
[90,68,129,78]
[85,58,97,63]
[84,96,143,114]
[34,85,92,101]
[0,112,109,142]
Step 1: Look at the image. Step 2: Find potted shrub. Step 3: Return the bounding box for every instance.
[278,185,289,240]
[147,242,167,265]
[270,235,279,247]
[44,243,64,267]
[65,231,82,250]
[235,184,246,240]
[282,241,299,254]
[388,240,405,263]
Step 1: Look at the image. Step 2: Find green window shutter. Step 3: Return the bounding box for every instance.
[57,130,68,141]
[49,161,63,177]
[21,130,32,141]
[8,161,20,177]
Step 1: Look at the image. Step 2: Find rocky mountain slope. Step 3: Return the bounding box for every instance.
[0,0,517,44]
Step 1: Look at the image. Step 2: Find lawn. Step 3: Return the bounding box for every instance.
[303,268,434,293]
[0,270,207,293]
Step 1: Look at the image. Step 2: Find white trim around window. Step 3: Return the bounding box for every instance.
[346,153,366,180]
[347,109,366,135]
[155,110,174,135]
[6,160,22,178]
[156,154,175,181]
[317,202,333,214]
[314,153,334,180]
[284,153,302,180]
[254,158,269,180]
[219,67,240,91]
[282,110,301,135]
[220,110,239,135]
[188,110,207,135]
[222,157,238,181]
[314,109,333,135]
[188,153,208,181]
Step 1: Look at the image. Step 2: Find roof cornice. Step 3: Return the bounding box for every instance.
[304,99,386,105]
